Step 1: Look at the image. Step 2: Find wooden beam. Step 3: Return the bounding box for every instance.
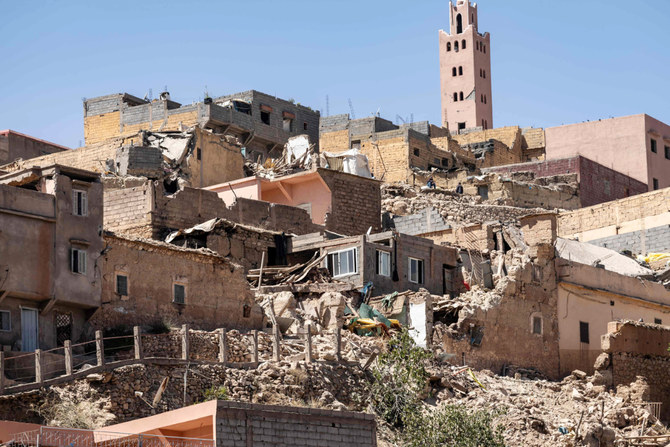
[41,297,57,315]
[0,291,9,306]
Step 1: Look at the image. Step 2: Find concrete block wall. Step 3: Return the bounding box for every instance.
[587,224,670,255]
[103,183,153,234]
[215,401,376,447]
[115,146,163,177]
[319,169,381,235]
[392,207,451,236]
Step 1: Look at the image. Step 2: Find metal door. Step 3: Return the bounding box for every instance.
[21,308,39,352]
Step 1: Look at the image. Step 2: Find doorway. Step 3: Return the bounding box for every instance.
[21,308,39,352]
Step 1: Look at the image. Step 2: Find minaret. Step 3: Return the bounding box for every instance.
[439,0,493,132]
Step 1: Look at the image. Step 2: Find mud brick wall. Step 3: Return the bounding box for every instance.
[557,187,670,239]
[318,169,381,235]
[601,321,670,421]
[216,401,376,447]
[1,140,123,173]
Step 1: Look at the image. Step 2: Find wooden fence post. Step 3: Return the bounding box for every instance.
[252,330,259,363]
[133,326,143,360]
[181,324,190,361]
[219,329,228,364]
[334,329,342,362]
[305,324,313,363]
[64,340,73,376]
[35,349,43,385]
[95,330,104,367]
[0,352,5,393]
[272,325,281,362]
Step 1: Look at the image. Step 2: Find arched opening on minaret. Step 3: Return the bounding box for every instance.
[456,14,463,34]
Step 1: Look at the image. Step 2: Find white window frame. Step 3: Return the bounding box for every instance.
[327,247,358,278]
[173,283,187,305]
[70,247,87,274]
[72,190,88,216]
[376,250,391,277]
[0,310,11,332]
[408,257,424,284]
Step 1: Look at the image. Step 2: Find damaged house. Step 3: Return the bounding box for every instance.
[0,165,103,351]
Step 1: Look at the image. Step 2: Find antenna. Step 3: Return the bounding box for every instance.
[326,95,330,117]
[410,113,414,124]
[375,107,381,117]
[348,98,356,120]
[396,114,407,124]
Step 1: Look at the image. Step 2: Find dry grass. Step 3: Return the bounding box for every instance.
[32,382,116,429]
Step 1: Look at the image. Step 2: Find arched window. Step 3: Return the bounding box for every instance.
[459,92,464,101]
[454,41,459,52]
[456,14,463,34]
[453,92,458,102]
[447,42,451,52]
[483,70,486,78]
[476,41,479,51]
[458,66,463,75]
[462,39,466,49]
[482,119,485,127]
[483,44,486,54]
[481,94,483,103]
[452,67,457,76]
[479,69,482,77]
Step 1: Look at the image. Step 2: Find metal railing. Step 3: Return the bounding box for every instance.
[12,426,214,447]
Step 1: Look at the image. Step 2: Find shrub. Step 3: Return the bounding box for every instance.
[32,382,115,429]
[202,385,229,402]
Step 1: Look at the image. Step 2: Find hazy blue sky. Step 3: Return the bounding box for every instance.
[1,0,669,148]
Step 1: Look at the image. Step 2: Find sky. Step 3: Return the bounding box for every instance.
[1,0,669,148]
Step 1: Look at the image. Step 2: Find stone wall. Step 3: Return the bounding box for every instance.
[599,321,670,421]
[216,401,376,447]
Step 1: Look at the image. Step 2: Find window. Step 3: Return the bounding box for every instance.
[408,258,424,284]
[458,66,463,75]
[55,312,72,347]
[461,39,466,49]
[442,158,449,166]
[351,140,361,150]
[579,321,589,344]
[413,148,420,156]
[283,118,293,132]
[197,148,202,160]
[458,122,466,131]
[653,178,659,190]
[243,304,251,318]
[481,94,484,103]
[453,92,458,102]
[260,110,270,125]
[483,44,486,53]
[456,14,463,34]
[655,318,662,325]
[532,314,542,335]
[651,138,657,153]
[665,145,670,160]
[0,311,10,332]
[454,41,459,52]
[327,248,358,277]
[447,42,451,52]
[70,247,86,274]
[303,122,308,130]
[452,67,457,77]
[459,92,464,101]
[173,283,186,304]
[483,70,486,78]
[116,274,128,296]
[72,190,87,216]
[376,250,391,277]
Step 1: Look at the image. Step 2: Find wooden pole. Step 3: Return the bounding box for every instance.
[133,326,143,360]
[95,330,105,366]
[64,340,73,376]
[305,324,313,363]
[219,329,228,363]
[35,349,43,385]
[252,330,259,363]
[181,324,190,360]
[256,252,266,289]
[272,325,281,362]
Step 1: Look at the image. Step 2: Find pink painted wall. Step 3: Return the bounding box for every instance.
[260,172,332,225]
[205,177,261,206]
[545,114,670,190]
[0,421,41,442]
[439,0,493,131]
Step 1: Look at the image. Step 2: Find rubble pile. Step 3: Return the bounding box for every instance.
[423,364,668,447]
[382,183,546,225]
